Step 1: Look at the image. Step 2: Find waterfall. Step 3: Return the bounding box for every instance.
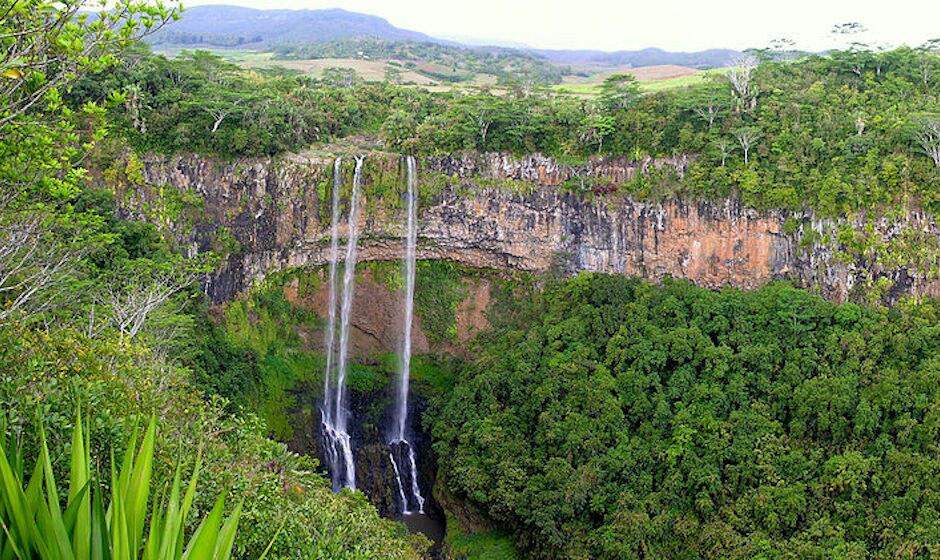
[321,156,364,491]
[389,452,408,509]
[388,155,426,514]
[405,442,425,513]
[393,155,418,442]
[336,156,364,437]
[322,158,341,432]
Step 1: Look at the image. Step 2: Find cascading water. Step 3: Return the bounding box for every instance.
[321,156,364,491]
[393,156,418,445]
[321,157,343,490]
[388,155,426,514]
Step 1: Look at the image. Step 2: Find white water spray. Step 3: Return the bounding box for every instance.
[388,155,426,514]
[336,156,364,436]
[406,444,425,512]
[393,155,418,442]
[322,158,341,430]
[321,156,364,491]
[389,452,408,509]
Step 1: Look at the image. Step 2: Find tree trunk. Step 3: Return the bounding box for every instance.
[210,113,226,133]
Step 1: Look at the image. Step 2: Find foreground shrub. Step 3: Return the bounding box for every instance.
[0,413,257,560]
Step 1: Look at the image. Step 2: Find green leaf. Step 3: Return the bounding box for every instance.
[182,495,224,560]
[126,419,156,553]
[67,411,91,560]
[214,501,241,560]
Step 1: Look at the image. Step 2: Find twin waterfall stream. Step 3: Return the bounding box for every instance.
[320,155,426,516]
[321,156,362,491]
[389,155,426,514]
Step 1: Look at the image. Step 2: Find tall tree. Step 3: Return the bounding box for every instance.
[599,73,641,111]
[727,54,759,112]
[917,39,940,87]
[0,0,179,324]
[682,82,729,130]
[734,127,762,163]
[0,0,179,132]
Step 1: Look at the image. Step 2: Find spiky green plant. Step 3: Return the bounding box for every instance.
[0,412,251,560]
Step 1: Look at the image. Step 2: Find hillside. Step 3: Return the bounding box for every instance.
[536,46,740,68]
[271,38,567,84]
[149,5,739,71]
[147,5,441,48]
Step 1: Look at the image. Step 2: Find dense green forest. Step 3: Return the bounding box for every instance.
[71,44,940,216]
[432,275,940,559]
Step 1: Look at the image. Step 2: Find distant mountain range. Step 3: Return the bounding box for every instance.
[150,5,740,69]
[149,5,443,48]
[534,47,742,69]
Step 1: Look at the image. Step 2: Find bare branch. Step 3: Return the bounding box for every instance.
[734,128,762,164]
[0,205,87,324]
[92,264,200,340]
[727,54,759,113]
[914,116,940,168]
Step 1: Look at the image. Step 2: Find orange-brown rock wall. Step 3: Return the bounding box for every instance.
[109,151,940,306]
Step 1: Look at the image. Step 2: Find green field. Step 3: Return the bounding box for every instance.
[445,514,520,560]
[638,70,716,91]
[553,68,727,97]
[152,47,271,62]
[155,46,729,96]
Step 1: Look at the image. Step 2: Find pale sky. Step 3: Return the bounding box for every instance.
[185,0,940,52]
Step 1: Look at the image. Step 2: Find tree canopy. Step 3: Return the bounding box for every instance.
[432,274,940,559]
[69,45,940,216]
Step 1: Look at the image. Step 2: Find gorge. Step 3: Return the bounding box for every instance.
[11,8,940,558]
[316,153,431,516]
[101,146,940,553]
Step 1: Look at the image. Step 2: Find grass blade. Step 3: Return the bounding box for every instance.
[0,439,35,557]
[214,501,242,560]
[90,486,110,560]
[182,495,224,560]
[41,423,75,560]
[126,419,156,554]
[68,411,91,560]
[256,519,286,560]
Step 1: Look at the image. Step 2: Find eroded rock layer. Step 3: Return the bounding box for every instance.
[110,151,940,304]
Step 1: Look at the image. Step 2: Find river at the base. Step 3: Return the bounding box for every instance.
[398,511,446,550]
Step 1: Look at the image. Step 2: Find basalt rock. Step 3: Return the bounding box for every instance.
[107,150,940,305]
[283,271,432,360]
[287,368,439,519]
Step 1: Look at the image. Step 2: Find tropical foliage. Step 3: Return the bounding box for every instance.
[432,274,940,559]
[0,414,248,560]
[0,0,427,558]
[8,1,940,558]
[70,45,940,215]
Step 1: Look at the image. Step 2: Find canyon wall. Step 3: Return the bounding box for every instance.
[110,151,940,304]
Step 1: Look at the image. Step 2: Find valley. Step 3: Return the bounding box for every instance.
[3,1,940,559]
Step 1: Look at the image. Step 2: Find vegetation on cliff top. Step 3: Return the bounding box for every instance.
[70,43,940,216]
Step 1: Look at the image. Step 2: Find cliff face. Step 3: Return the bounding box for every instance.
[117,151,940,304]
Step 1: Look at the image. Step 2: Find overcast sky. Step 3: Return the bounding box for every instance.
[185,0,940,52]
